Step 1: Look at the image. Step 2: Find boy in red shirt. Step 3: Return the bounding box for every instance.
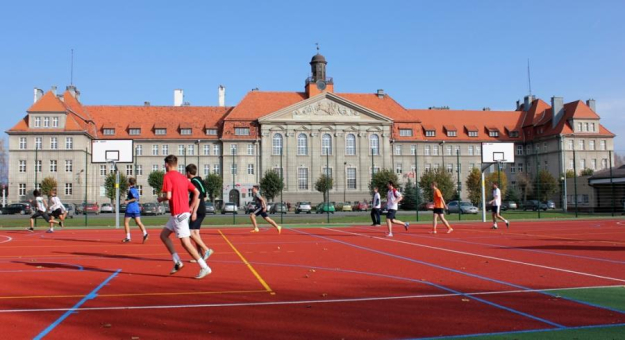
[157,155,211,279]
[431,181,453,234]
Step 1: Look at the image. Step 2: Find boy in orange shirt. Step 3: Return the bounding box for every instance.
[431,182,453,234]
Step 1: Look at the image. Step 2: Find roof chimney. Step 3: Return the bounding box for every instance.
[51,85,57,95]
[376,89,385,99]
[551,96,564,129]
[482,107,491,111]
[144,101,150,106]
[174,89,184,107]
[523,95,535,111]
[57,94,64,102]
[66,85,77,98]
[218,85,225,107]
[33,88,44,103]
[516,100,521,110]
[586,99,596,112]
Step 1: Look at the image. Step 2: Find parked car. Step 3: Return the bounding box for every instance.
[352,201,368,212]
[315,202,336,214]
[266,202,275,213]
[446,201,479,214]
[271,202,288,214]
[339,202,352,212]
[0,203,32,215]
[206,201,216,214]
[419,202,435,211]
[63,203,75,219]
[502,201,518,210]
[141,203,161,215]
[523,200,548,211]
[222,202,238,214]
[161,203,169,214]
[100,203,115,213]
[295,202,312,214]
[546,200,556,209]
[75,203,85,214]
[486,201,509,211]
[244,202,256,214]
[83,203,100,215]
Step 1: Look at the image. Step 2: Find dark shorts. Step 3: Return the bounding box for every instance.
[125,212,141,218]
[51,208,64,218]
[253,207,268,218]
[386,209,397,220]
[433,208,445,215]
[189,213,206,230]
[491,205,500,214]
[31,211,50,222]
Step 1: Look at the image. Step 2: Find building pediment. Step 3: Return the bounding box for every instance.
[258,92,393,124]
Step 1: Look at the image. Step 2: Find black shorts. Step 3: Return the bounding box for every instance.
[386,209,397,220]
[253,207,268,218]
[31,211,51,222]
[491,205,500,214]
[433,208,445,215]
[189,213,206,230]
[51,208,64,218]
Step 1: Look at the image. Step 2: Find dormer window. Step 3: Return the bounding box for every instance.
[129,128,141,136]
[180,128,192,135]
[487,127,500,137]
[465,125,478,137]
[399,129,413,137]
[103,128,115,136]
[34,117,41,127]
[205,128,218,136]
[447,131,457,137]
[444,125,457,137]
[468,131,478,137]
[235,127,250,136]
[510,131,519,138]
[52,117,59,128]
[44,117,50,128]
[425,130,436,137]
[155,128,167,135]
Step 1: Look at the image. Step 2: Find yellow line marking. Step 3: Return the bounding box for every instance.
[0,289,267,300]
[218,230,275,295]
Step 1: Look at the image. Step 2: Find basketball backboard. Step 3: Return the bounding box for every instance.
[92,140,134,163]
[481,143,515,164]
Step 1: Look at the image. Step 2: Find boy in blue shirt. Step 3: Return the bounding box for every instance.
[122,177,149,243]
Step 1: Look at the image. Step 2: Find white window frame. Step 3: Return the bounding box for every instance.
[19,183,26,196]
[34,117,41,127]
[369,134,379,155]
[234,127,250,136]
[273,133,283,155]
[65,160,73,172]
[298,168,309,190]
[162,145,169,155]
[346,168,357,189]
[50,160,57,172]
[65,183,73,196]
[19,160,26,173]
[298,133,308,156]
[399,129,413,137]
[322,134,332,156]
[19,137,27,150]
[180,128,192,136]
[203,144,210,156]
[152,145,158,155]
[247,143,255,155]
[345,134,356,156]
[247,164,254,175]
[155,128,167,135]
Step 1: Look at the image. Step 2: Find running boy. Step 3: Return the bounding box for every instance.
[157,155,211,279]
[185,164,213,262]
[250,185,282,234]
[122,177,149,243]
[48,190,67,232]
[28,190,58,232]
[489,182,509,230]
[385,181,409,237]
[431,182,453,234]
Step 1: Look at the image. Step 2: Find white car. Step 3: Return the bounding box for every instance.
[295,202,312,214]
[100,203,115,213]
[221,203,238,214]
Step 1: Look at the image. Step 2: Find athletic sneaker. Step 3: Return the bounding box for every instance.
[386,233,393,238]
[122,238,131,243]
[27,227,34,232]
[370,224,377,226]
[170,261,184,274]
[505,220,510,229]
[491,225,498,230]
[195,266,212,279]
[46,229,54,233]
[203,248,214,261]
[404,222,410,231]
[142,234,149,244]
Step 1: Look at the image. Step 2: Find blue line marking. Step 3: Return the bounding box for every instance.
[33,269,121,340]
[292,229,565,328]
[411,322,625,339]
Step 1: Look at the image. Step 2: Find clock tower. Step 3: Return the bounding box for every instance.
[305,51,334,97]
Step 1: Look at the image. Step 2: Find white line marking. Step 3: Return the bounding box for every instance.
[0,236,13,244]
[0,284,620,313]
[326,228,625,283]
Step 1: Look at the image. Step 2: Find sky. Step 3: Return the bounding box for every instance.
[1,0,624,150]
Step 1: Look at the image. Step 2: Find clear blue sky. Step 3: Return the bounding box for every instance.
[2,0,624,149]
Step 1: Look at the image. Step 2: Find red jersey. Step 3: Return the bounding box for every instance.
[162,171,196,216]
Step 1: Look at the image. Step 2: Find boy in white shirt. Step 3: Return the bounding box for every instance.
[385,181,410,237]
[48,190,67,232]
[489,182,509,230]
[28,190,59,232]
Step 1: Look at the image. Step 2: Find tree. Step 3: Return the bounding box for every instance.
[565,169,575,178]
[465,168,482,206]
[419,168,455,202]
[148,170,165,196]
[204,173,223,202]
[315,174,333,202]
[0,139,7,186]
[260,170,284,201]
[401,180,420,210]
[104,172,128,203]
[505,186,520,203]
[369,169,399,195]
[581,168,594,176]
[40,176,58,197]
[516,172,533,202]
[534,169,558,201]
[485,171,507,200]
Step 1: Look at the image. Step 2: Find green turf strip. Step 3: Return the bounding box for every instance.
[549,287,625,313]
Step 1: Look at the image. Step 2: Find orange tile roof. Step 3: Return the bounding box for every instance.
[336,93,413,121]
[86,106,232,139]
[225,91,306,120]
[27,91,67,112]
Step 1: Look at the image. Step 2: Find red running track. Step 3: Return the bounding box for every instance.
[0,219,624,339]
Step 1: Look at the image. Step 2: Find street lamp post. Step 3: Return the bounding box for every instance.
[440,141,446,173]
[280,147,283,224]
[196,140,200,168]
[232,147,235,225]
[326,148,330,223]
[414,145,419,222]
[343,162,347,203]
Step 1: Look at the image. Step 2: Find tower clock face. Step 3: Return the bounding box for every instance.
[316,80,327,91]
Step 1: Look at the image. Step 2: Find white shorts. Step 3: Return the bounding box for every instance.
[164,214,191,239]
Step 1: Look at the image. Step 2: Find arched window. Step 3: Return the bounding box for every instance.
[272,133,283,155]
[369,134,379,155]
[322,133,332,155]
[346,134,356,155]
[297,133,308,155]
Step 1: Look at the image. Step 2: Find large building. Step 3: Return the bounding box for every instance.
[6,53,615,207]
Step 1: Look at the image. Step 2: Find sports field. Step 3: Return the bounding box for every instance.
[1,219,624,339]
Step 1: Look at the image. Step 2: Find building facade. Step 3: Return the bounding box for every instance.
[6,54,615,207]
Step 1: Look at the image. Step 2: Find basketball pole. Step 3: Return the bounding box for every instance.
[481,163,489,223]
[113,160,120,229]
